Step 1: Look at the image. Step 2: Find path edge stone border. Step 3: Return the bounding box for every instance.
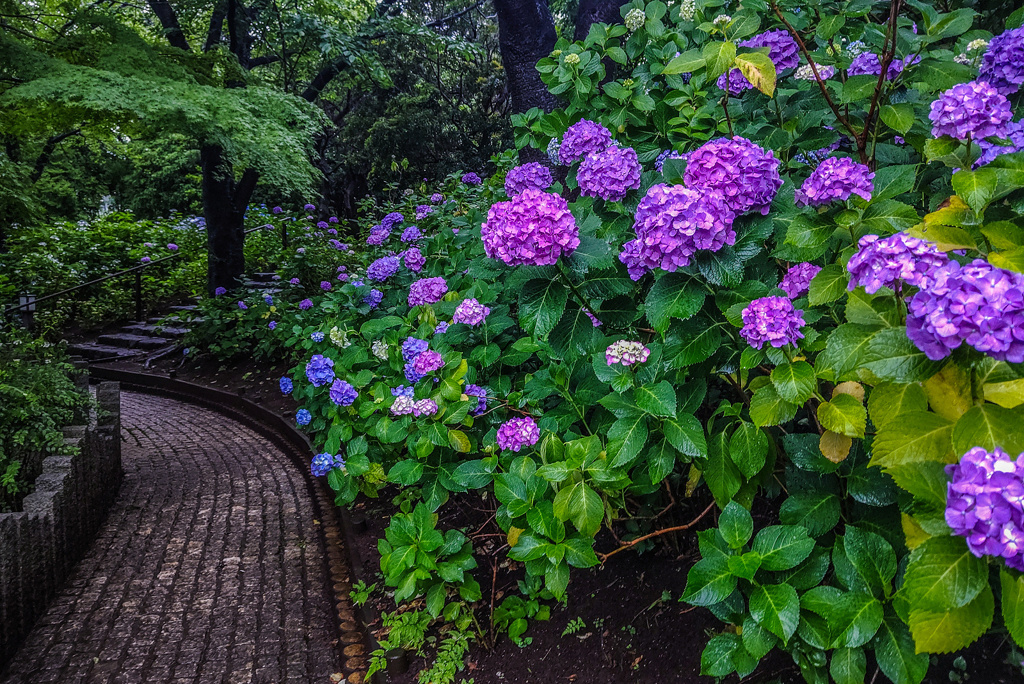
[88,367,378,684]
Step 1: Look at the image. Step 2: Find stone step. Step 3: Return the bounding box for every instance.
[96,333,174,350]
[168,304,197,312]
[252,272,278,283]
[67,343,143,361]
[242,280,278,291]
[121,323,189,338]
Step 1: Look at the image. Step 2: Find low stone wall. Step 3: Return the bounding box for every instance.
[0,381,122,667]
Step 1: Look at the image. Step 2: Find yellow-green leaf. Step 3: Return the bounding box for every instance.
[734,50,776,96]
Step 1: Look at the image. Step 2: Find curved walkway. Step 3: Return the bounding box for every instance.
[2,392,343,684]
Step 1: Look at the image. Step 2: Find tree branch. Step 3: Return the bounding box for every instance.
[597,501,716,562]
[861,0,903,166]
[146,0,191,51]
[203,0,227,51]
[30,130,80,183]
[248,54,281,67]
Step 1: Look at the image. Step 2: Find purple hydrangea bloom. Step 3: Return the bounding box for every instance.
[977,120,1024,167]
[779,262,821,298]
[311,331,325,342]
[296,408,312,426]
[279,377,293,394]
[740,296,807,349]
[505,163,553,196]
[907,259,1024,362]
[310,452,345,477]
[317,221,329,229]
[338,243,350,252]
[408,277,448,306]
[382,212,404,230]
[392,385,415,398]
[391,396,415,416]
[453,298,490,326]
[431,193,444,203]
[264,294,274,305]
[847,233,948,294]
[296,248,305,254]
[404,363,425,384]
[578,146,642,201]
[462,172,483,185]
[619,184,736,280]
[412,399,438,417]
[558,119,614,165]
[404,247,425,273]
[304,203,316,211]
[435,321,449,334]
[366,224,390,246]
[402,337,429,361]
[740,29,800,71]
[795,157,875,206]
[481,189,580,266]
[848,53,911,79]
[305,354,335,387]
[290,278,300,285]
[268,321,277,330]
[329,379,358,406]
[684,137,782,216]
[329,216,339,223]
[272,206,283,214]
[655,149,687,173]
[141,256,151,263]
[368,256,401,282]
[400,226,422,243]
[585,310,602,327]
[980,27,1024,96]
[299,299,313,310]
[793,138,843,166]
[929,81,1012,140]
[167,243,178,251]
[465,384,488,416]
[496,417,540,452]
[237,301,248,310]
[327,228,338,235]
[412,350,444,374]
[605,340,651,366]
[363,289,383,309]
[717,69,755,95]
[946,446,1024,571]
[320,281,332,291]
[415,205,433,220]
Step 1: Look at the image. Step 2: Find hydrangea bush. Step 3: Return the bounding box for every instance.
[188,2,1024,682]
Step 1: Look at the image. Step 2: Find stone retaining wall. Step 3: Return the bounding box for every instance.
[0,381,122,667]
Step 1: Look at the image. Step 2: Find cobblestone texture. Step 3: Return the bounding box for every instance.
[1,392,342,683]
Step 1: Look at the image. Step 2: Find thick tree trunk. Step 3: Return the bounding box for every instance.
[574,0,628,40]
[201,145,256,295]
[493,0,557,117]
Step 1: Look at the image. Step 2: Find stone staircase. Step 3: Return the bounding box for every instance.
[67,273,279,363]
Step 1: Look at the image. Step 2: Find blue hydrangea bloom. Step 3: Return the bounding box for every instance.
[392,385,415,398]
[296,409,312,426]
[305,354,335,387]
[402,337,429,361]
[329,379,358,406]
[279,377,293,394]
[404,362,425,383]
[311,331,325,342]
[310,452,345,477]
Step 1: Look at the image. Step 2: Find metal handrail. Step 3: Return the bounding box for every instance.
[3,223,279,318]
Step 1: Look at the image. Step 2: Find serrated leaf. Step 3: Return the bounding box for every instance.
[729,421,768,478]
[903,535,987,613]
[719,500,754,549]
[872,614,929,684]
[820,431,853,463]
[808,263,848,305]
[771,360,816,404]
[880,104,915,135]
[608,413,649,467]
[844,526,897,599]
[868,382,928,429]
[749,583,800,643]
[663,48,705,74]
[817,394,867,438]
[749,382,798,427]
[908,584,993,654]
[1001,568,1024,649]
[552,481,603,536]
[734,50,776,96]
[830,647,867,684]
[635,380,677,417]
[951,403,1024,457]
[645,273,705,332]
[779,491,840,536]
[752,525,815,571]
[519,279,568,338]
[705,431,742,506]
[861,328,943,383]
[871,410,954,467]
[952,168,998,215]
[684,555,737,606]
[703,40,737,79]
[664,413,706,458]
[830,591,884,648]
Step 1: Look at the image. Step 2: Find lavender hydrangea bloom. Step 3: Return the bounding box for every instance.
[976,120,1024,167]
[368,256,400,282]
[684,137,782,215]
[391,395,415,415]
[929,81,1012,140]
[946,446,1024,571]
[453,298,490,326]
[558,119,614,165]
[465,384,488,416]
[779,262,821,298]
[408,277,448,306]
[795,64,836,81]
[392,385,415,398]
[980,27,1024,96]
[435,321,449,334]
[329,379,358,406]
[329,216,339,223]
[795,157,875,206]
[382,212,404,230]
[320,281,332,291]
[290,278,300,285]
[305,354,335,387]
[296,409,312,426]
[404,247,425,273]
[403,363,425,384]
[740,296,806,349]
[717,68,754,95]
[605,340,651,366]
[619,184,736,280]
[401,226,423,243]
[505,162,554,196]
[412,399,438,417]
[317,221,329,230]
[740,29,799,71]
[237,301,247,310]
[496,417,540,452]
[402,338,429,361]
[431,193,444,203]
[167,243,178,251]
[848,53,911,79]
[481,189,580,266]
[214,287,227,296]
[280,377,293,394]
[655,149,687,173]
[366,224,390,246]
[412,350,445,375]
[462,172,483,185]
[264,294,274,305]
[907,259,1024,362]
[272,206,283,214]
[268,321,277,330]
[363,289,383,308]
[303,203,316,211]
[578,146,642,201]
[847,233,948,294]
[311,331,325,342]
[299,299,313,310]
[415,205,433,220]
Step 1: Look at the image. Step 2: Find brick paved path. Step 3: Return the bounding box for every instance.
[2,392,342,684]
